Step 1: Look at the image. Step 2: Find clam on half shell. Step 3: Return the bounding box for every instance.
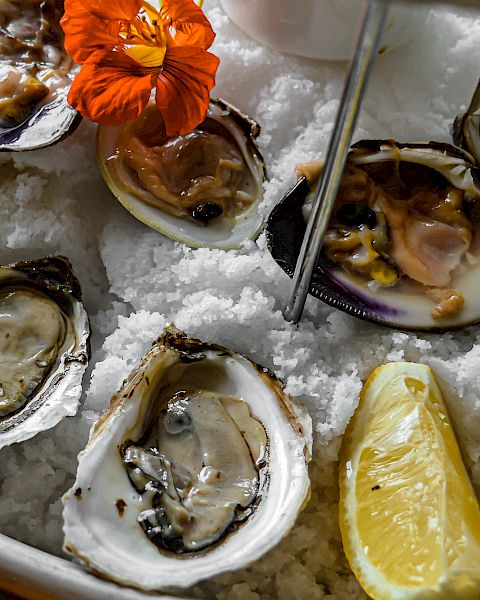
[97,100,266,250]
[0,0,81,152]
[266,140,480,332]
[63,326,312,591]
[0,256,90,449]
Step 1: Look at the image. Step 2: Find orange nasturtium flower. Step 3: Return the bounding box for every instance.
[61,0,220,136]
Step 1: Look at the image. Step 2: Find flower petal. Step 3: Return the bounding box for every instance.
[64,0,142,22]
[61,0,142,63]
[67,50,154,125]
[155,45,219,136]
[162,0,216,49]
[61,14,119,64]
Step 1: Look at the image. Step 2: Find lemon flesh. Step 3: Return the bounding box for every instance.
[339,362,480,600]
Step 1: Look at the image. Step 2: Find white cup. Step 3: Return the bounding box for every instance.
[219,0,429,60]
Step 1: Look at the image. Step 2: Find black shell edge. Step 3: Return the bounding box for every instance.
[159,323,283,381]
[351,138,476,163]
[0,255,91,435]
[214,97,268,180]
[10,255,83,299]
[452,78,480,167]
[265,145,480,334]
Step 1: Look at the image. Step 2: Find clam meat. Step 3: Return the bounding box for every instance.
[0,256,90,449]
[266,140,480,331]
[63,326,311,590]
[0,0,80,151]
[97,100,266,249]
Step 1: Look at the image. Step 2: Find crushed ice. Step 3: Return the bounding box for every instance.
[0,3,479,598]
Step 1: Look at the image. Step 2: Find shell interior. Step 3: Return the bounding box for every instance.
[0,95,81,152]
[266,141,480,332]
[63,327,311,591]
[97,100,266,250]
[0,256,90,448]
[0,0,81,151]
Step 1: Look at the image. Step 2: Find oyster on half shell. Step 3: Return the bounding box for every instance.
[0,256,90,449]
[0,0,81,151]
[63,326,312,591]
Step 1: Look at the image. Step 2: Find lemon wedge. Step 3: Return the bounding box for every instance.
[339,362,480,599]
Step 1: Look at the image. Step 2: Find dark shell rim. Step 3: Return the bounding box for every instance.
[266,141,480,333]
[452,78,480,166]
[0,255,91,434]
[8,255,84,299]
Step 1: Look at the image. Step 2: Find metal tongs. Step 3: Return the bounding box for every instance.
[283,0,480,324]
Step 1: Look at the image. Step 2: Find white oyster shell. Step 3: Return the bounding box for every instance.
[63,326,312,591]
[0,256,90,449]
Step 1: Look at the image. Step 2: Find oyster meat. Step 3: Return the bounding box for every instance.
[0,256,90,449]
[97,100,266,249]
[63,326,311,590]
[123,388,267,553]
[266,141,480,331]
[0,0,80,151]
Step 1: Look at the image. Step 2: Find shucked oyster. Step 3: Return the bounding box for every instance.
[123,388,267,554]
[0,0,80,151]
[63,326,311,590]
[266,140,480,331]
[97,100,266,249]
[0,256,90,449]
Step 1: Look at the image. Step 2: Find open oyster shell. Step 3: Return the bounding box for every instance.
[0,256,90,449]
[0,0,81,151]
[97,99,266,250]
[266,140,480,332]
[63,326,312,591]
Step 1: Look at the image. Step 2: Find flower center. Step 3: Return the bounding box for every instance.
[120,3,168,68]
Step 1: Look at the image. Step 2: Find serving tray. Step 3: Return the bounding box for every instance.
[0,533,184,600]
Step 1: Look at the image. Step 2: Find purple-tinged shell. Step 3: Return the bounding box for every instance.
[0,0,81,151]
[266,140,480,332]
[0,95,81,152]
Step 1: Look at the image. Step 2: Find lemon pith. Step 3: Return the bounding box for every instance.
[339,362,480,599]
